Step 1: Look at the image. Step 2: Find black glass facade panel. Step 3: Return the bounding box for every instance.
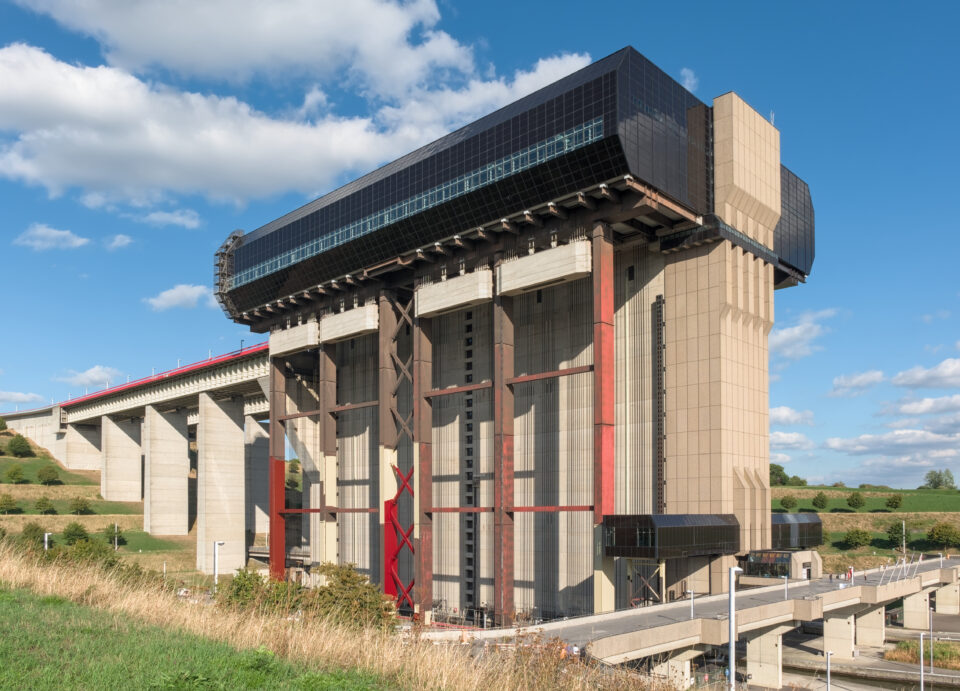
[743,550,792,578]
[603,514,740,559]
[774,166,815,276]
[770,513,822,550]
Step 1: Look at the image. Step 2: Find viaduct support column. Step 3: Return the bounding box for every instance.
[493,284,514,626]
[286,375,320,567]
[745,624,794,690]
[903,590,930,629]
[143,405,189,535]
[413,314,433,622]
[268,357,288,580]
[592,222,615,614]
[65,423,102,470]
[100,416,141,502]
[856,605,886,647]
[244,416,270,537]
[196,393,246,575]
[823,610,856,659]
[378,292,400,590]
[935,582,960,615]
[317,344,338,569]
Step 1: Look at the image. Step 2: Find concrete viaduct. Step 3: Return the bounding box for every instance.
[2,343,271,575]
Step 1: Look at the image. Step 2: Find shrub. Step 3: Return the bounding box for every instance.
[812,492,829,511]
[4,464,25,484]
[36,465,59,485]
[0,526,6,541]
[0,493,17,514]
[68,496,91,515]
[285,478,299,490]
[20,521,46,548]
[886,493,903,510]
[7,434,31,458]
[887,521,907,550]
[102,524,126,546]
[62,522,89,545]
[288,459,300,473]
[843,528,872,549]
[847,491,865,510]
[770,463,788,486]
[34,496,56,515]
[832,482,846,488]
[0,417,7,431]
[779,495,798,511]
[927,522,960,549]
[786,475,807,486]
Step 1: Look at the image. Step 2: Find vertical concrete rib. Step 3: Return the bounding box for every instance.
[378,292,400,590]
[244,416,270,537]
[101,416,142,502]
[196,393,246,575]
[413,314,434,620]
[493,287,514,625]
[317,343,338,567]
[65,423,102,470]
[143,405,189,535]
[268,357,288,580]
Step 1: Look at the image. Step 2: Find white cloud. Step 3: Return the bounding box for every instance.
[829,369,884,397]
[14,0,474,98]
[770,406,814,426]
[825,428,960,456]
[13,222,89,250]
[55,364,122,388]
[105,233,132,250]
[770,431,814,450]
[680,67,698,93]
[0,390,44,404]
[769,309,836,360]
[893,394,960,416]
[144,284,217,311]
[920,310,950,323]
[139,209,200,229]
[0,43,588,205]
[892,358,960,389]
[771,452,792,464]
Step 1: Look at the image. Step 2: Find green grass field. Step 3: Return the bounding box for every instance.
[772,488,960,513]
[0,586,381,689]
[0,455,95,486]
[0,497,140,516]
[818,530,945,556]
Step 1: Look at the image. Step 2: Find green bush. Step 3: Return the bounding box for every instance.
[36,465,59,485]
[0,417,7,431]
[68,496,91,515]
[288,459,300,473]
[812,492,828,511]
[0,526,6,541]
[847,491,865,510]
[20,522,46,548]
[843,528,872,549]
[7,434,31,458]
[34,496,56,515]
[887,521,907,550]
[779,495,797,511]
[62,522,89,545]
[4,464,25,484]
[102,524,126,546]
[885,493,903,510]
[0,493,17,514]
[927,522,960,549]
[285,478,299,490]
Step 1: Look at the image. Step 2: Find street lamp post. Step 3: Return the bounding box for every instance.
[728,566,743,691]
[920,632,925,691]
[43,532,52,551]
[213,540,225,589]
[930,606,934,673]
[783,575,789,600]
[826,650,833,691]
[686,589,695,620]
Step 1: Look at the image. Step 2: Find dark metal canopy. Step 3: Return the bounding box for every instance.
[771,512,822,550]
[602,513,740,560]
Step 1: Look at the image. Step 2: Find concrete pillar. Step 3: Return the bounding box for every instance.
[378,292,400,591]
[903,590,930,629]
[746,626,790,690]
[823,611,856,659]
[651,658,691,690]
[935,582,960,615]
[196,393,246,574]
[143,405,189,535]
[100,416,142,501]
[245,417,270,536]
[593,526,615,614]
[855,605,886,647]
[65,423,101,470]
[286,375,321,566]
[317,344,338,569]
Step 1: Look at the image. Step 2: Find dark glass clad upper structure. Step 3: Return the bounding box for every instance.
[215,46,814,320]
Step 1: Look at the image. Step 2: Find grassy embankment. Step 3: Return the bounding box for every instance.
[0,586,379,689]
[0,541,652,690]
[0,430,195,575]
[771,486,960,571]
[884,640,960,671]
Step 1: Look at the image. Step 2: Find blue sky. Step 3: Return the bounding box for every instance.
[1,1,958,488]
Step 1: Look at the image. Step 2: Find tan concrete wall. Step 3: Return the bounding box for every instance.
[664,240,772,552]
[497,240,591,296]
[416,269,493,318]
[196,393,246,574]
[269,319,319,356]
[322,303,378,342]
[244,417,269,536]
[65,422,102,470]
[101,416,142,502]
[143,405,189,535]
[713,92,781,250]
[3,407,65,462]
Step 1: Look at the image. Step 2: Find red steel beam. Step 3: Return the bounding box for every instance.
[267,357,287,581]
[510,505,593,513]
[592,223,615,523]
[378,291,399,593]
[330,399,378,414]
[278,409,321,422]
[493,286,515,626]
[413,314,433,619]
[423,381,492,398]
[430,506,494,513]
[505,364,593,387]
[280,507,377,514]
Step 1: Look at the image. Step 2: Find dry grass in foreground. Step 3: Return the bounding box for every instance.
[0,542,658,690]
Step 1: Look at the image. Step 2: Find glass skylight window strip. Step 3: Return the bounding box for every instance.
[229,117,604,289]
